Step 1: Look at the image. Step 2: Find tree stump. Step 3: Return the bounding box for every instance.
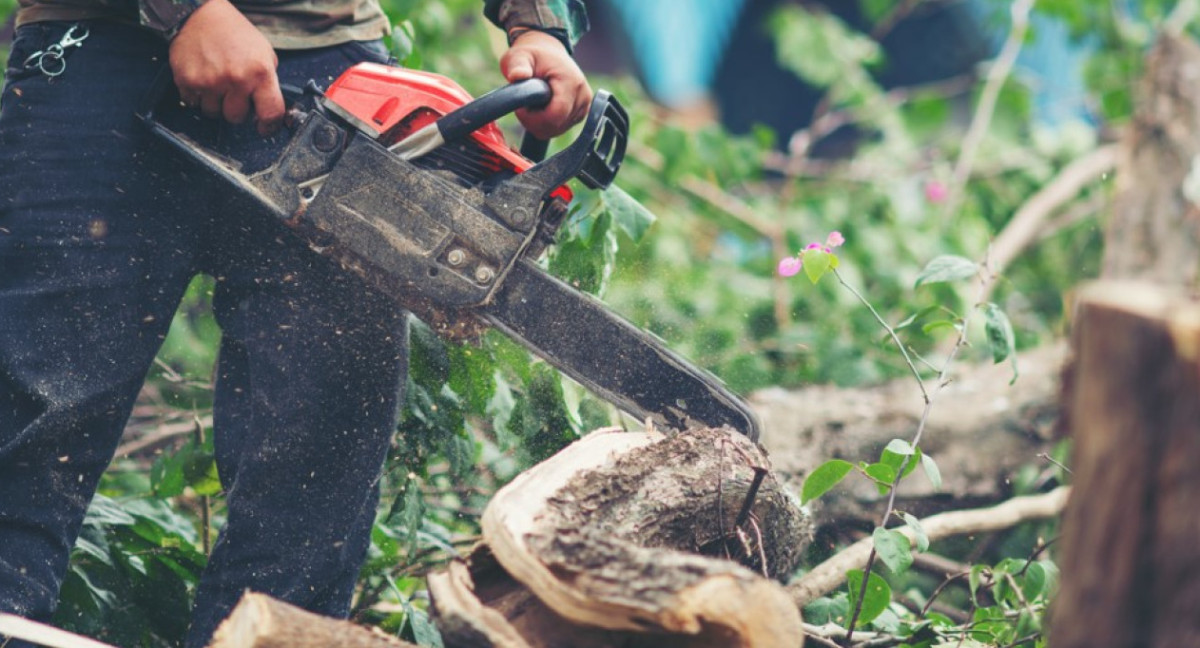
[429,426,812,647]
[1050,281,1200,647]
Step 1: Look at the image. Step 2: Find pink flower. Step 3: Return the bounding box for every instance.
[925,180,948,204]
[826,231,844,248]
[777,256,803,277]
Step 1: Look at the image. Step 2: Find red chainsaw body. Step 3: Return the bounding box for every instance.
[323,62,572,201]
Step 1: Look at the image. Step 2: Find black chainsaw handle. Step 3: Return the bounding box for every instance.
[428,77,552,162]
[436,78,549,141]
[435,76,627,187]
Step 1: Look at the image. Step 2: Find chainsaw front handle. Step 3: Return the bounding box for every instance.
[434,78,550,143]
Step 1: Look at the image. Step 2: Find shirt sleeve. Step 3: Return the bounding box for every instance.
[482,0,589,53]
[138,0,210,39]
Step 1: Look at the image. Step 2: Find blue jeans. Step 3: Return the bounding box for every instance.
[0,21,408,647]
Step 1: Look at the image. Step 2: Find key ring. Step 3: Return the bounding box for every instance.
[23,24,90,79]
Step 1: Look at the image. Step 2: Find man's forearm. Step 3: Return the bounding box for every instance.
[481,0,588,53]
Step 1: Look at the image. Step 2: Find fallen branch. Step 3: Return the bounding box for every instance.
[985,144,1118,287]
[0,614,117,648]
[788,485,1070,607]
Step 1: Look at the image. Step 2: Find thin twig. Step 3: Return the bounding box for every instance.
[945,0,1037,215]
[1003,571,1039,621]
[194,416,212,556]
[833,270,930,403]
[1037,452,1073,475]
[115,415,214,457]
[921,570,971,617]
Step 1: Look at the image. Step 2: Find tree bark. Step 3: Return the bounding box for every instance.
[208,592,420,648]
[430,426,812,648]
[1049,281,1200,648]
[1103,32,1200,286]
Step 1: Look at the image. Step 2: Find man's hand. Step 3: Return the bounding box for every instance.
[499,30,592,140]
[169,0,284,135]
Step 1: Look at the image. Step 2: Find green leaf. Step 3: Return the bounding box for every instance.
[803,249,833,284]
[601,186,657,242]
[1040,560,1060,599]
[982,303,1019,383]
[845,569,891,627]
[969,564,990,604]
[804,594,850,625]
[150,446,187,498]
[405,599,444,647]
[801,459,854,505]
[894,305,942,331]
[83,495,137,527]
[884,439,915,456]
[872,527,914,574]
[901,512,930,553]
[880,443,920,481]
[921,319,961,336]
[864,462,897,495]
[1021,561,1048,601]
[921,453,943,491]
[914,255,978,288]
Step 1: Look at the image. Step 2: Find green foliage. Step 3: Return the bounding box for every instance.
[55,494,207,647]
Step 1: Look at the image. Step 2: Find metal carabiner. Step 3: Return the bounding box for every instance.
[58,24,91,49]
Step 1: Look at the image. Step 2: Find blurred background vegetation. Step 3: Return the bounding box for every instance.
[1,0,1188,645]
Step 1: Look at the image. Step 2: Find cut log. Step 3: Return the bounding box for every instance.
[208,592,420,648]
[430,426,812,648]
[1049,282,1200,647]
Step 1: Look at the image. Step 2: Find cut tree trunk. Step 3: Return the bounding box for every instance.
[429,426,812,648]
[1049,282,1200,647]
[1103,32,1200,286]
[208,592,420,648]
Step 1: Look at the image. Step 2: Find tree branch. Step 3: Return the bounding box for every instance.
[945,0,1036,215]
[788,486,1070,607]
[982,144,1118,299]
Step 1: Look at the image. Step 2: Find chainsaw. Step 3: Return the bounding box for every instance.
[139,62,761,441]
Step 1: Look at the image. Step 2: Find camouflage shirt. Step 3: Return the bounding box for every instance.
[15,0,587,51]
